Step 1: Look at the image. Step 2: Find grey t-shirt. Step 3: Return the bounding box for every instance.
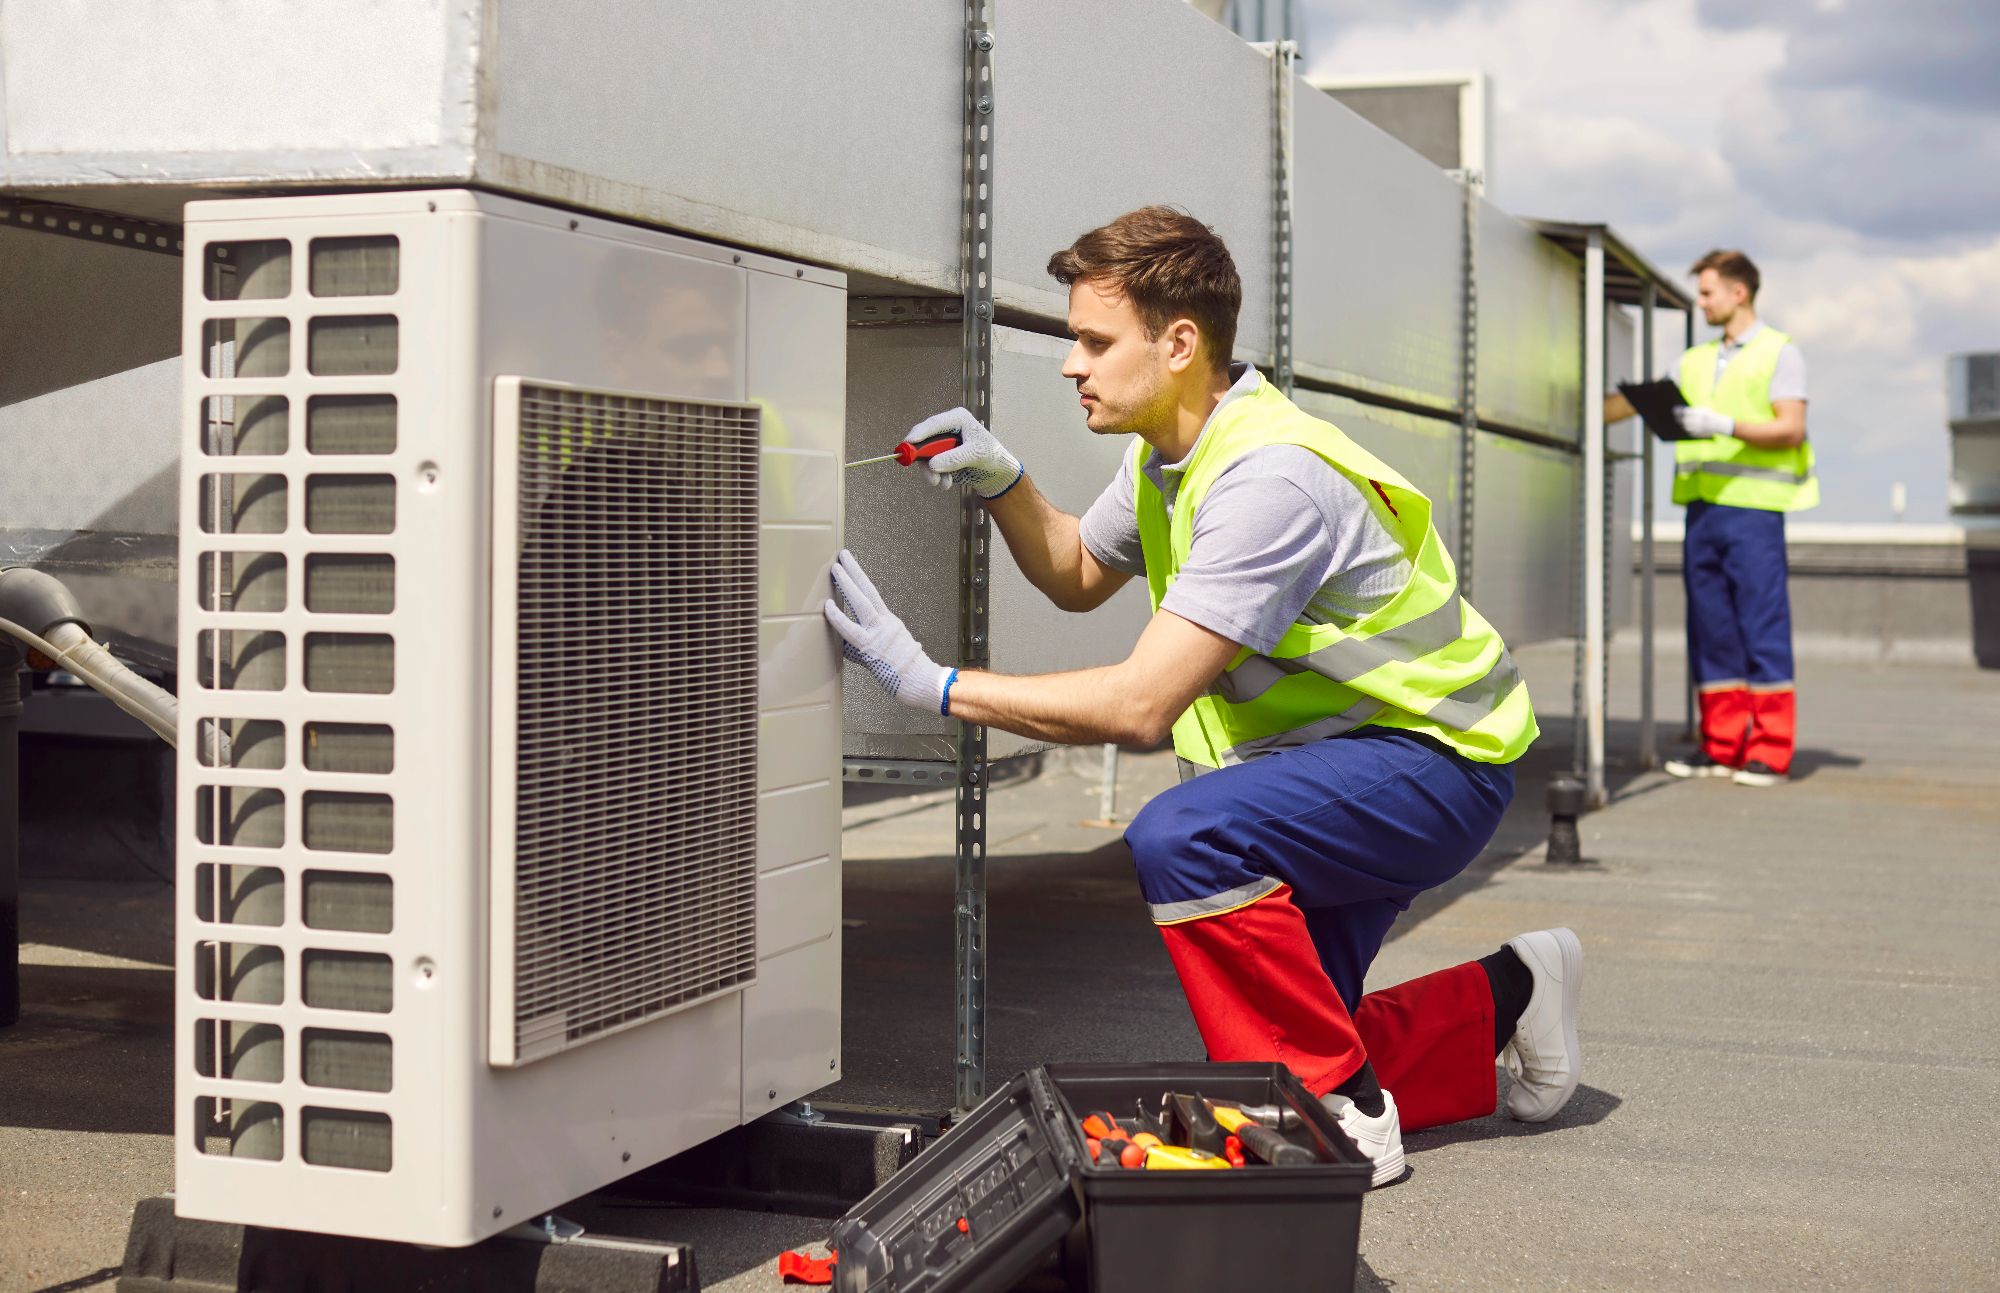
[1709,322,1808,403]
[1077,364,1413,656]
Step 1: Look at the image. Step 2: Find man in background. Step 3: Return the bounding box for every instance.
[1609,249,1814,786]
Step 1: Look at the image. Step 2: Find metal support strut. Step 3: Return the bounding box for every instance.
[1256,40,1298,395]
[954,0,995,1115]
[1638,282,1658,769]
[1682,305,1698,743]
[0,642,20,1028]
[1455,169,1482,587]
[1577,231,1607,806]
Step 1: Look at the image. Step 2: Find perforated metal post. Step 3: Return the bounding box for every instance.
[1456,169,1482,586]
[1261,40,1298,395]
[955,0,995,1114]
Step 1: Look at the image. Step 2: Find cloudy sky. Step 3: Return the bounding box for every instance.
[1301,0,2000,523]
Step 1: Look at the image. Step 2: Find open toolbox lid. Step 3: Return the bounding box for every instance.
[829,1068,1084,1293]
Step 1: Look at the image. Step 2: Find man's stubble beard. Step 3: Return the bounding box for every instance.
[1084,363,1176,439]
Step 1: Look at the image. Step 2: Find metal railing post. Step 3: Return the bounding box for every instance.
[1455,169,1482,588]
[1262,39,1297,396]
[1682,305,1698,743]
[1581,232,1606,806]
[954,0,996,1114]
[1639,282,1657,769]
[0,647,21,1027]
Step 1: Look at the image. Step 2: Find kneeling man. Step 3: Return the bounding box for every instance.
[826,207,1583,1185]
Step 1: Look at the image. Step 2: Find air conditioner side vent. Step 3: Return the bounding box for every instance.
[496,381,761,1065]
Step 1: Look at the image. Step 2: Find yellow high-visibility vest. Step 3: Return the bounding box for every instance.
[1134,374,1536,769]
[1674,327,1817,511]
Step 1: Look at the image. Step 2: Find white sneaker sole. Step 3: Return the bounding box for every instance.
[1504,927,1583,1123]
[1664,759,1730,779]
[1732,768,1784,787]
[1324,1091,1406,1189]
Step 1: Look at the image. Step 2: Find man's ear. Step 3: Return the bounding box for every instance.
[1164,318,1202,375]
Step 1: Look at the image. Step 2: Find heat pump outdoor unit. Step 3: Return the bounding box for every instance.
[176,190,845,1246]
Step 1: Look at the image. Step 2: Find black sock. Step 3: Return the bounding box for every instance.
[1330,1059,1385,1118]
[1479,945,1534,1057]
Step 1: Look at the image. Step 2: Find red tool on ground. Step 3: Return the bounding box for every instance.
[846,432,962,469]
[778,1249,837,1284]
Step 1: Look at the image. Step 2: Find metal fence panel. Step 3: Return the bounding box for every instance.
[1473,431,1579,646]
[996,0,1275,354]
[1477,204,1583,442]
[1290,93,1463,411]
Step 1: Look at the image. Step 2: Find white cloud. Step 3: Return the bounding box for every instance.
[1304,0,2000,522]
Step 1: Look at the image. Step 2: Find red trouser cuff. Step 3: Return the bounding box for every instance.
[1157,884,1367,1096]
[1157,887,1501,1129]
[1353,961,1498,1131]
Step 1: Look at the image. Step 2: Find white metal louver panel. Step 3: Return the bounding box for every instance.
[490,378,762,1066]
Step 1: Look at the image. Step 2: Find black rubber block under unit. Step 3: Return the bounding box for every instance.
[829,1062,1373,1293]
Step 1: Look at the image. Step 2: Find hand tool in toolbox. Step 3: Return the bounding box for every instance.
[829,1062,1373,1293]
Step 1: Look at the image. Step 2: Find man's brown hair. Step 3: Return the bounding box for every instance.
[1690,249,1760,301]
[1047,206,1241,372]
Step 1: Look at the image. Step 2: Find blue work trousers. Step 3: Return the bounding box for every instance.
[1684,499,1794,688]
[1124,729,1515,1011]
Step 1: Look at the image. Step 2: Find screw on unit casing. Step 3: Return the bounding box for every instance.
[1546,776,1586,865]
[975,31,993,49]
[978,95,992,114]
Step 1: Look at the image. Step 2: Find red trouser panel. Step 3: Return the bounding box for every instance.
[1700,686,1751,768]
[1157,886,1498,1129]
[1746,687,1796,774]
[1353,962,1497,1131]
[1158,885,1367,1097]
[1701,686,1795,774]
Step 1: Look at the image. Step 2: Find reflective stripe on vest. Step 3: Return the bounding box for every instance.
[1673,459,1812,486]
[1674,327,1818,512]
[1136,375,1537,769]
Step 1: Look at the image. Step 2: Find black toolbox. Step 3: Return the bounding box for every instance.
[829,1062,1372,1293]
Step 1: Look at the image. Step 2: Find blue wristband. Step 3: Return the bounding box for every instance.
[984,464,1025,500]
[939,667,960,717]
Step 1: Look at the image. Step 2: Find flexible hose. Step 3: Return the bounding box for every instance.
[0,616,178,747]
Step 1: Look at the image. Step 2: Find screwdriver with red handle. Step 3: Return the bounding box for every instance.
[846,432,962,469]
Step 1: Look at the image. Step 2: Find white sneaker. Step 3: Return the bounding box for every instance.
[1501,927,1584,1122]
[1731,760,1785,787]
[1322,1089,1406,1188]
[1663,752,1732,778]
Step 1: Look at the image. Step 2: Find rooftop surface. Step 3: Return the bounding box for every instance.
[3,637,1996,1291]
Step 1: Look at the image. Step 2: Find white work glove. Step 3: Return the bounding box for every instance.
[905,408,1024,499]
[824,549,956,715]
[1675,405,1735,438]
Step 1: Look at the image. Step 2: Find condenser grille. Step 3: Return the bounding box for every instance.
[512,385,759,1059]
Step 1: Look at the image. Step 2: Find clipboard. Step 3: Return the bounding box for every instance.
[1617,379,1696,442]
